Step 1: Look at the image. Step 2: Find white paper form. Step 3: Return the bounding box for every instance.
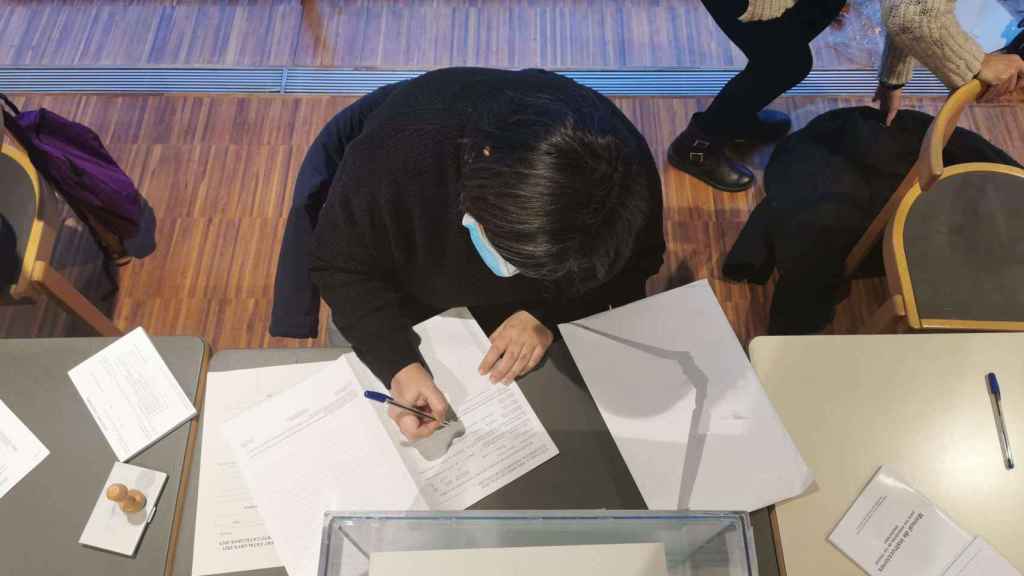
[348,309,560,509]
[0,398,49,499]
[68,327,197,461]
[830,466,1020,576]
[369,543,669,576]
[223,358,423,576]
[192,361,333,576]
[559,280,813,511]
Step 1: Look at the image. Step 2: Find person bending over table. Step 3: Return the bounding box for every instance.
[300,68,665,440]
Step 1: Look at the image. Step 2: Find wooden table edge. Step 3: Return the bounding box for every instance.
[164,338,212,576]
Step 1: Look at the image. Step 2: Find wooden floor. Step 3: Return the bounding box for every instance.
[0,0,893,69]
[3,92,1022,351]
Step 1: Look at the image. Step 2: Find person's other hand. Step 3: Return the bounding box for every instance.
[478,311,554,384]
[873,84,902,126]
[389,363,449,440]
[977,53,1024,101]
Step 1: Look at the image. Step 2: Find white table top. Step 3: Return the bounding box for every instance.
[750,334,1024,576]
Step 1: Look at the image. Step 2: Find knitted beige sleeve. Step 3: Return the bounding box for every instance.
[738,0,798,22]
[880,0,986,89]
[879,35,917,85]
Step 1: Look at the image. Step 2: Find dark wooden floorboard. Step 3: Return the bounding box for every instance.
[4,93,1022,350]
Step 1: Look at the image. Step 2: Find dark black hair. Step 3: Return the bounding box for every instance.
[460,88,653,295]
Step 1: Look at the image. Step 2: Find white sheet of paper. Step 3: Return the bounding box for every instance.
[224,357,423,576]
[348,308,560,509]
[369,543,669,576]
[224,310,558,576]
[944,538,1021,576]
[192,362,332,576]
[79,462,168,556]
[830,466,1019,576]
[0,398,49,499]
[68,327,197,461]
[558,279,812,511]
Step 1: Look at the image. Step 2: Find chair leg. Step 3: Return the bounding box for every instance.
[844,168,920,277]
[861,295,907,334]
[30,262,123,337]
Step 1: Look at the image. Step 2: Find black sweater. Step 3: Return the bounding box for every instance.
[309,68,665,385]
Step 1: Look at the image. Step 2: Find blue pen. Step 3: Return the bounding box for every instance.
[987,373,1015,470]
[363,390,450,426]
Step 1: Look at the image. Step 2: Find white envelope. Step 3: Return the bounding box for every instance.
[559,279,813,511]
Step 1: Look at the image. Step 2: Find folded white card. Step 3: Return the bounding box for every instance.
[369,543,669,576]
[0,398,49,499]
[68,327,197,461]
[830,466,1020,576]
[79,462,168,556]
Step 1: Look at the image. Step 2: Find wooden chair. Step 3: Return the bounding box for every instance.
[845,79,1024,333]
[0,142,123,336]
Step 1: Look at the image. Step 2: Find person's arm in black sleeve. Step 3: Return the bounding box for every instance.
[309,167,421,388]
[270,81,405,338]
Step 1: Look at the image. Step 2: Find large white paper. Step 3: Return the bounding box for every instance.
[192,362,332,576]
[68,327,197,461]
[224,310,558,576]
[559,279,813,511]
[79,462,168,556]
[0,398,49,499]
[830,466,1019,576]
[369,543,669,576]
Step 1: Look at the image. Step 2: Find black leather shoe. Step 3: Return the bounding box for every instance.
[733,109,793,143]
[668,122,754,192]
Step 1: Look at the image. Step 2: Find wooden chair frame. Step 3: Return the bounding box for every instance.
[848,80,1024,332]
[2,143,123,336]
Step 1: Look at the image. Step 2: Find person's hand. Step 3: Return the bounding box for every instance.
[389,363,449,440]
[478,311,554,384]
[873,84,902,126]
[977,53,1024,101]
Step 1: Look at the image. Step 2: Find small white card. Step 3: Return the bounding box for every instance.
[68,327,197,461]
[829,466,1019,576]
[79,462,168,556]
[0,398,49,499]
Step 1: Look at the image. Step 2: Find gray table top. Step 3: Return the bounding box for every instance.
[174,343,780,576]
[0,336,207,576]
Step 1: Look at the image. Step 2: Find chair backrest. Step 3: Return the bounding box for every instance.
[918,79,986,190]
[0,143,57,302]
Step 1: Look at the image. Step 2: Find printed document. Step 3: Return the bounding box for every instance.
[559,279,812,511]
[830,466,1020,576]
[192,361,332,576]
[0,398,49,499]
[68,327,196,461]
[369,543,669,576]
[223,310,558,576]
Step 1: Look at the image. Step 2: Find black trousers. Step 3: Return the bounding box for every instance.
[698,0,846,138]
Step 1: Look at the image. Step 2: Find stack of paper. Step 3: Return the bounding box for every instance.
[559,280,813,511]
[830,466,1020,576]
[222,310,559,576]
[68,327,197,462]
[0,398,49,499]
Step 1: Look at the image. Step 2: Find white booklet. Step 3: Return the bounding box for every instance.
[79,462,168,556]
[829,466,1020,576]
[223,310,559,576]
[68,327,197,462]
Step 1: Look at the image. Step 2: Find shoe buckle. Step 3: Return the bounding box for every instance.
[689,151,705,165]
[693,139,711,149]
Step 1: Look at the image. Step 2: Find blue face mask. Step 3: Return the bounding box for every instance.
[462,213,519,277]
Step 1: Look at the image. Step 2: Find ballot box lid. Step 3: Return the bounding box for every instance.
[318,510,756,576]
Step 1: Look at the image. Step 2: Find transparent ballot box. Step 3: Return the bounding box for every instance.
[318,510,758,576]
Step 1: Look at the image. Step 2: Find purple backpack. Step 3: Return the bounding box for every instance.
[1,93,142,262]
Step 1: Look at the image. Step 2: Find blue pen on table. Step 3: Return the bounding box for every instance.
[363,390,450,426]
[986,372,1015,470]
